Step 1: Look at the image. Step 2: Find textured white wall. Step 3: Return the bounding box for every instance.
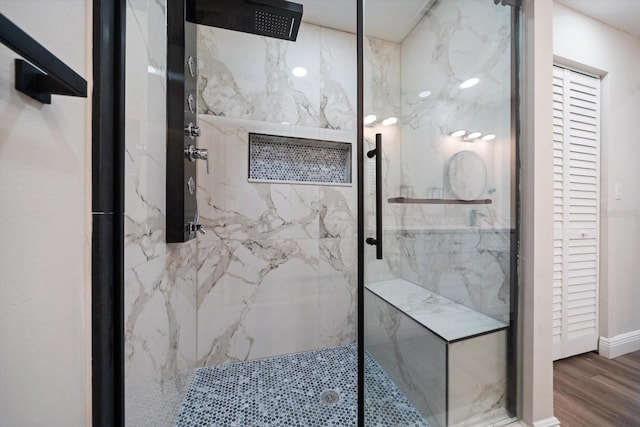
[553,2,640,346]
[0,0,91,425]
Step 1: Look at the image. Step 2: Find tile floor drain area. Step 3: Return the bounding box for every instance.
[176,344,429,426]
[320,389,340,406]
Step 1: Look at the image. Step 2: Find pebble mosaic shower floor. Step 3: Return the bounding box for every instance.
[176,344,429,426]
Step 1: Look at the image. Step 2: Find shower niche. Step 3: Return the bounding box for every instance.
[248,133,352,185]
[166,0,304,242]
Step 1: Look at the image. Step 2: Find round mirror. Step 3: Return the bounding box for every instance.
[447,150,487,201]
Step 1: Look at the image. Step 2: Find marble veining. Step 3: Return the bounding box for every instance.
[198,23,356,131]
[124,0,198,408]
[399,228,512,323]
[194,116,357,366]
[366,279,506,342]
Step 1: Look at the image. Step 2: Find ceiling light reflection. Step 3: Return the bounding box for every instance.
[382,117,398,126]
[364,115,377,125]
[459,77,479,89]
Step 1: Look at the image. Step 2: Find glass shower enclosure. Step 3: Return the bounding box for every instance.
[361,0,518,426]
[121,0,520,425]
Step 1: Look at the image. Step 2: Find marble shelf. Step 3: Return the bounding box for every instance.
[365,278,507,343]
[388,197,492,205]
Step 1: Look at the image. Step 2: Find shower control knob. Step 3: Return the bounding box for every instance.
[186,222,207,235]
[187,56,196,77]
[184,122,201,139]
[184,144,210,174]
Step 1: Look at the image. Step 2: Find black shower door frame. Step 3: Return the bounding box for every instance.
[90,1,521,426]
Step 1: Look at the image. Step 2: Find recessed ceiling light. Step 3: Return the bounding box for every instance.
[281,121,291,125]
[382,117,398,126]
[418,90,431,98]
[292,67,307,77]
[364,115,377,125]
[450,130,466,137]
[468,131,482,139]
[482,134,496,141]
[460,77,479,89]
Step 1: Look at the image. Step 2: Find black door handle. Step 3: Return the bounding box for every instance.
[366,133,383,260]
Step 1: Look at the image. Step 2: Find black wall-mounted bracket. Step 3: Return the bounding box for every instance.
[0,13,87,104]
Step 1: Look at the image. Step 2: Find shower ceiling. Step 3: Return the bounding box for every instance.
[297,0,433,42]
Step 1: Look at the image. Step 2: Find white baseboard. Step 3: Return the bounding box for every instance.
[533,416,561,427]
[599,330,640,359]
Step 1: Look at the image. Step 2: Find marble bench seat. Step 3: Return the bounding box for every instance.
[365,278,507,342]
[365,278,510,426]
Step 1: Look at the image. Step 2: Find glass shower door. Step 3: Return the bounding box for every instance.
[361,0,518,426]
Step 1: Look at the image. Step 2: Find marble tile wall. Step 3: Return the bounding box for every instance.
[399,229,512,323]
[195,116,357,365]
[194,22,361,366]
[197,22,357,131]
[399,0,513,227]
[124,0,197,422]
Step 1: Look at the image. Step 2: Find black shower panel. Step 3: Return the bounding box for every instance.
[167,1,203,243]
[166,0,303,242]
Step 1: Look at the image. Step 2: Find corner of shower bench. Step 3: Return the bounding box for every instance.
[364,278,510,427]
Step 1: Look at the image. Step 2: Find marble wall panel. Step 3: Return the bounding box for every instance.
[399,0,513,228]
[195,115,357,366]
[124,241,197,384]
[124,0,169,272]
[400,229,511,323]
[318,237,357,347]
[124,2,197,423]
[198,23,356,131]
[196,238,320,365]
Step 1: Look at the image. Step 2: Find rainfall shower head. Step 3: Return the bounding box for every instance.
[187,0,303,42]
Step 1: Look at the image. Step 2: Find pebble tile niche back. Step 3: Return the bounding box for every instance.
[248,134,352,185]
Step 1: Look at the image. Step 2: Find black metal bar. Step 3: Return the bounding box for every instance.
[507,2,522,419]
[91,0,126,425]
[365,134,383,260]
[0,13,87,103]
[356,0,364,424]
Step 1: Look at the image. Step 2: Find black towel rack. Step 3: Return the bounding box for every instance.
[0,13,87,104]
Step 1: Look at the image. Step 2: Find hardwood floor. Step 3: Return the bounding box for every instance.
[554,350,640,426]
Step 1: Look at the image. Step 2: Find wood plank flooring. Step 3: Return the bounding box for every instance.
[554,350,640,426]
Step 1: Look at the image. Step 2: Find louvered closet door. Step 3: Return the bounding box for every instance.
[552,66,601,361]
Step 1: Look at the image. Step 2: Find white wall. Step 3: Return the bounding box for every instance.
[520,0,558,425]
[0,1,91,425]
[553,3,640,355]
